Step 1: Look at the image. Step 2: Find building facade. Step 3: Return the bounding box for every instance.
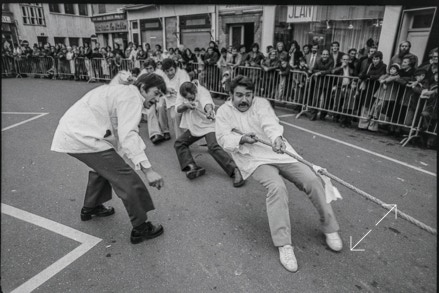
[90,4,128,50]
[7,3,95,48]
[2,3,19,50]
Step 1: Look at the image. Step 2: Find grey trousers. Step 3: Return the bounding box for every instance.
[146,97,184,139]
[252,163,340,247]
[69,149,154,227]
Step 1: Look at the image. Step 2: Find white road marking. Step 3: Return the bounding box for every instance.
[1,203,102,293]
[2,112,49,132]
[279,120,436,177]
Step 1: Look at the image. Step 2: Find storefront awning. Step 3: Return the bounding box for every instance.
[123,4,156,11]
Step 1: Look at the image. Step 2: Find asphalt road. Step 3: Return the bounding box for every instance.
[1,78,437,293]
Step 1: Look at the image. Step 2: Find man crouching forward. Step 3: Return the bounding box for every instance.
[215,75,342,272]
[174,80,245,187]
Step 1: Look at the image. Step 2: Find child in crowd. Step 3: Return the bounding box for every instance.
[367,63,401,131]
[277,59,291,101]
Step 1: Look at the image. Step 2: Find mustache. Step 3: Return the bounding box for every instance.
[238,102,249,107]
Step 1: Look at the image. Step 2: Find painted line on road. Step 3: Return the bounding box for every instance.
[2,112,49,132]
[279,120,436,177]
[1,203,102,293]
[277,114,297,118]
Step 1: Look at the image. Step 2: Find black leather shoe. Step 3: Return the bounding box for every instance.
[81,205,115,221]
[163,132,171,140]
[185,163,206,180]
[233,168,245,188]
[130,222,164,244]
[151,134,165,145]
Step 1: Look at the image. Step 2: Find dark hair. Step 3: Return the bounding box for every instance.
[194,47,200,52]
[414,68,427,76]
[143,58,157,69]
[303,44,310,50]
[131,67,140,76]
[348,48,357,54]
[366,38,375,47]
[290,40,301,52]
[400,41,411,49]
[133,73,166,94]
[368,46,378,52]
[298,56,306,62]
[372,51,383,60]
[311,43,319,49]
[155,44,162,50]
[230,75,255,94]
[251,43,260,51]
[161,58,177,71]
[331,41,340,47]
[239,45,246,51]
[179,81,197,97]
[220,47,227,54]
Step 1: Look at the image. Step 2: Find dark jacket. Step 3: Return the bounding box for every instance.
[359,61,387,80]
[312,58,334,75]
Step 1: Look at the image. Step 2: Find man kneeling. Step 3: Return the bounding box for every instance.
[215,75,342,272]
[174,81,244,187]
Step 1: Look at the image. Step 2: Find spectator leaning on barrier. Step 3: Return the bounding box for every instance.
[51,73,167,244]
[203,46,219,66]
[419,71,438,148]
[306,44,320,73]
[215,75,342,273]
[277,58,292,101]
[245,43,265,68]
[226,47,241,71]
[358,51,387,130]
[358,38,375,60]
[302,44,311,58]
[276,41,289,62]
[238,45,248,67]
[347,48,359,75]
[420,47,438,84]
[309,49,334,121]
[125,42,133,59]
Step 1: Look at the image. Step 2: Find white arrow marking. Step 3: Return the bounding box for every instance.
[350,230,373,251]
[375,204,397,226]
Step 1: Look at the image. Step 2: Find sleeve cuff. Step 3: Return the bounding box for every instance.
[131,153,150,170]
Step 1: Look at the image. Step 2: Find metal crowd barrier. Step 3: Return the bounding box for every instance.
[1,56,17,77]
[14,56,55,78]
[6,57,436,148]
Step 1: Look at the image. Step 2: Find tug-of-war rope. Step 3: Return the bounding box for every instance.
[229,128,437,236]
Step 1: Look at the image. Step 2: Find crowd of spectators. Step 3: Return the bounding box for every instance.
[2,38,437,148]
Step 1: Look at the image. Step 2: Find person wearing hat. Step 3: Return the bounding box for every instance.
[51,73,167,244]
[174,81,244,186]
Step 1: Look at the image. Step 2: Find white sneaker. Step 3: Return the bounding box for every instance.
[325,232,343,251]
[278,245,298,272]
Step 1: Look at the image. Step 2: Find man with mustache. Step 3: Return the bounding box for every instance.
[215,75,342,273]
[51,73,166,244]
[389,41,419,71]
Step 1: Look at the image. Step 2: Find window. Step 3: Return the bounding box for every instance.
[98,4,106,14]
[21,4,45,26]
[54,37,65,46]
[132,21,138,29]
[69,37,79,47]
[78,4,88,16]
[37,36,48,47]
[64,4,75,15]
[49,3,60,13]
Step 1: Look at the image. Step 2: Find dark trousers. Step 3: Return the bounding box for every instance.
[69,149,154,227]
[174,131,237,177]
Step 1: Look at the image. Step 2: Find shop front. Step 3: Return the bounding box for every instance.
[218,5,263,51]
[139,18,163,49]
[179,14,212,50]
[92,12,128,50]
[2,8,19,51]
[275,5,385,53]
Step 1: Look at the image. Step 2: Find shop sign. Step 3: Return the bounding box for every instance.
[287,6,314,23]
[95,20,128,33]
[92,13,125,22]
[218,5,261,12]
[2,15,12,23]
